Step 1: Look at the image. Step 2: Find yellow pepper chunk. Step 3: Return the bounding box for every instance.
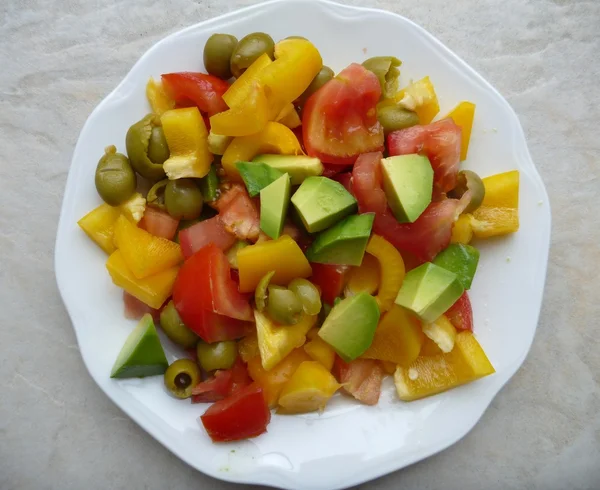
[394,76,440,124]
[420,336,443,356]
[223,53,273,109]
[146,77,175,116]
[422,315,457,353]
[221,122,304,181]
[443,101,476,161]
[303,337,336,371]
[480,170,519,208]
[451,213,474,244]
[106,250,179,309]
[365,234,405,312]
[276,103,302,129]
[209,82,270,137]
[119,192,146,224]
[394,331,495,401]
[278,361,341,414]
[161,107,212,179]
[113,215,183,279]
[78,203,121,254]
[362,305,424,367]
[254,309,317,371]
[237,235,312,293]
[345,253,381,297]
[247,348,311,407]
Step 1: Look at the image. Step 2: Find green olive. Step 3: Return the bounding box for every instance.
[376,104,419,134]
[147,179,168,210]
[298,66,334,106]
[126,114,169,181]
[147,126,170,165]
[288,278,321,315]
[230,32,275,78]
[448,170,486,214]
[255,270,275,312]
[159,301,199,348]
[362,56,402,99]
[196,341,238,372]
[266,285,303,325]
[164,359,201,399]
[94,145,136,206]
[204,33,238,80]
[164,179,203,220]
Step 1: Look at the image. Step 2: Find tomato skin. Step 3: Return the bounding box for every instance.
[387,118,462,194]
[310,263,349,305]
[445,292,474,331]
[173,244,253,342]
[161,72,229,116]
[352,151,386,214]
[214,185,260,242]
[333,357,384,406]
[191,370,233,403]
[303,63,384,165]
[139,207,179,240]
[178,216,236,259]
[200,383,271,442]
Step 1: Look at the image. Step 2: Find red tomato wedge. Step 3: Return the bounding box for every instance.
[178,216,236,259]
[303,63,384,165]
[230,357,252,393]
[214,185,260,242]
[173,244,253,342]
[445,291,474,331]
[310,263,349,305]
[372,200,461,262]
[139,207,179,240]
[122,292,162,323]
[352,151,386,214]
[161,72,229,116]
[191,370,233,403]
[333,357,384,406]
[200,383,271,442]
[387,118,462,194]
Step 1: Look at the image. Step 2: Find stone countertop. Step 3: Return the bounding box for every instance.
[1,0,598,489]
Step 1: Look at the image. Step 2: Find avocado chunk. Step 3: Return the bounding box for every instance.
[394,262,464,323]
[318,292,380,361]
[380,154,433,223]
[253,154,324,185]
[236,161,284,197]
[260,173,291,239]
[110,314,168,378]
[291,176,357,233]
[306,213,374,266]
[433,243,480,290]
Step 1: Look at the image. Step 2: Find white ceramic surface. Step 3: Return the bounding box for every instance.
[55,0,551,488]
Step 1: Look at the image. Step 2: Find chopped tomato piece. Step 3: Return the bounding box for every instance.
[333,357,384,406]
[122,291,162,323]
[333,172,355,196]
[191,370,233,403]
[178,216,236,259]
[200,383,271,442]
[445,291,474,331]
[161,72,229,116]
[322,163,352,178]
[303,63,384,165]
[387,118,462,194]
[310,263,349,305]
[214,185,260,242]
[352,151,386,214]
[140,207,179,240]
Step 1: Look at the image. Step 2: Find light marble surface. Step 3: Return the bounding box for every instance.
[1,0,599,489]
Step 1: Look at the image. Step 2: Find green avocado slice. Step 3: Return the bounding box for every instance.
[433,243,480,290]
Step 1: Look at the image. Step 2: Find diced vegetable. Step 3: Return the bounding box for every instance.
[333,358,384,406]
[78,203,121,254]
[365,234,405,311]
[394,76,440,124]
[471,171,520,238]
[443,101,475,161]
[146,77,175,115]
[278,361,340,414]
[422,315,457,353]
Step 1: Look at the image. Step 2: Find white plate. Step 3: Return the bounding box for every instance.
[55,0,551,488]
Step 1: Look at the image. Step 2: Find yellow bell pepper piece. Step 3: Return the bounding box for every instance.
[344,253,381,297]
[394,76,440,124]
[362,305,424,367]
[209,82,270,137]
[394,331,495,401]
[277,361,341,414]
[146,77,175,116]
[113,215,183,279]
[471,170,519,238]
[221,122,304,181]
[223,53,273,109]
[237,235,312,293]
[304,337,336,371]
[238,334,260,363]
[106,250,179,309]
[422,315,457,353]
[451,213,474,244]
[254,309,317,371]
[78,203,121,254]
[420,336,443,356]
[443,101,475,161]
[161,107,212,179]
[276,103,302,129]
[247,348,311,408]
[365,234,405,312]
[119,192,146,224]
